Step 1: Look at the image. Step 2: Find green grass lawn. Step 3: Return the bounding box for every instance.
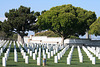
[0,42,100,67]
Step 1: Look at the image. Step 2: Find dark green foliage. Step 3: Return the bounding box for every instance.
[2,20,14,37]
[3,5,40,43]
[41,10,46,14]
[89,17,100,36]
[4,6,38,36]
[37,4,96,40]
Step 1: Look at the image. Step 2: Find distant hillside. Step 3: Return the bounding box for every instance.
[35,31,60,37]
[35,31,79,39]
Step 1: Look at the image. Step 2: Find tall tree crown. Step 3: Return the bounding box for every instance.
[37,4,96,39]
[4,5,39,37]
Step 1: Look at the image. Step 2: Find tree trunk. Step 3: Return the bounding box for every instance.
[21,35,24,45]
[61,36,64,45]
[17,34,24,45]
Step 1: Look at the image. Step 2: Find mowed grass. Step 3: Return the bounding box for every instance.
[0,43,100,67]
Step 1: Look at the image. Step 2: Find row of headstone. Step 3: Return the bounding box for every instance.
[82,46,95,64]
[21,42,67,66]
[67,45,74,65]
[14,41,18,62]
[0,40,7,56]
[2,41,9,52]
[26,43,66,66]
[27,43,58,61]
[2,41,12,67]
[24,43,42,65]
[77,46,83,63]
[27,43,35,52]
[0,40,6,48]
[37,48,41,65]
[28,43,59,53]
[95,47,100,59]
[22,44,28,52]
[87,46,100,59]
[87,46,96,56]
[17,41,29,64]
[54,45,69,63]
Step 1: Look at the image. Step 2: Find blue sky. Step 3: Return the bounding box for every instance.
[0,0,100,39]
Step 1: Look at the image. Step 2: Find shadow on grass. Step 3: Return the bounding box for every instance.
[71,59,78,61]
[70,63,78,65]
[46,64,55,67]
[7,65,17,66]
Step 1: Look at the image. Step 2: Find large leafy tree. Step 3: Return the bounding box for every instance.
[89,17,100,36]
[4,6,40,44]
[37,4,96,45]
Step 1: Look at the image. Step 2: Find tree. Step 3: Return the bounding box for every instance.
[37,4,96,45]
[89,17,100,36]
[4,5,40,44]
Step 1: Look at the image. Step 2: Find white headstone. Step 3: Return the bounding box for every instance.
[39,48,41,52]
[54,50,56,55]
[48,52,50,58]
[2,57,6,67]
[14,53,18,62]
[25,56,29,64]
[80,56,83,63]
[23,52,26,59]
[28,49,30,54]
[51,51,54,57]
[33,53,36,60]
[43,50,45,55]
[56,48,58,53]
[37,57,41,65]
[98,54,100,59]
[46,49,48,54]
[58,53,60,60]
[92,57,95,64]
[67,57,71,65]
[1,48,3,53]
[5,53,7,61]
[54,56,58,63]
[21,50,24,55]
[30,51,32,56]
[38,51,41,58]
[35,49,37,55]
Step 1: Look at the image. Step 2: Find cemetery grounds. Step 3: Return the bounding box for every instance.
[0,40,100,67]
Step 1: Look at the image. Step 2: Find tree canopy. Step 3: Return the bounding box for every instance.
[89,17,100,36]
[3,5,40,44]
[37,4,96,44]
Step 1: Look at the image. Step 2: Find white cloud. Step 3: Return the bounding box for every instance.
[0,17,7,22]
